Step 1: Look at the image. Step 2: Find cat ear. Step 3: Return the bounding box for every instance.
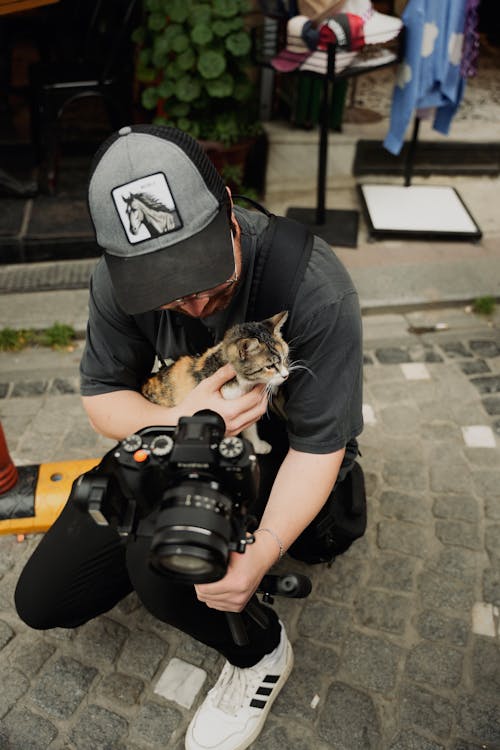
[266,310,288,333]
[238,338,260,360]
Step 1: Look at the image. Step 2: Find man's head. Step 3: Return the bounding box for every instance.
[88,125,236,315]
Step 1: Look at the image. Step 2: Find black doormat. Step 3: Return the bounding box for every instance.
[353,140,500,177]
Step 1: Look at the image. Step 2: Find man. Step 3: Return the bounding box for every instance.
[15,124,363,750]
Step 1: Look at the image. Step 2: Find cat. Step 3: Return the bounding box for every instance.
[141,311,290,454]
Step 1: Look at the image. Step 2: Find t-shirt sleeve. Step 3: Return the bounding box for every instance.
[80,260,157,396]
[284,290,364,454]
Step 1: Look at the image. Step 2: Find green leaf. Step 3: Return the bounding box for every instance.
[213,0,238,18]
[177,47,196,71]
[166,0,189,22]
[148,12,167,31]
[225,31,251,57]
[212,20,232,38]
[171,33,190,53]
[204,72,234,97]
[197,50,226,79]
[157,78,175,98]
[190,4,212,25]
[141,86,160,110]
[175,75,202,102]
[191,24,213,45]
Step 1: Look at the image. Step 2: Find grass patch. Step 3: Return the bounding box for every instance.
[0,322,76,351]
[472,296,496,316]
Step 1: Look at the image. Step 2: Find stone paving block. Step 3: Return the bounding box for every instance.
[435,520,482,550]
[316,557,365,602]
[484,525,500,558]
[404,641,464,689]
[458,694,500,747]
[69,704,129,750]
[429,462,473,493]
[340,632,402,693]
[439,341,473,359]
[378,404,423,435]
[462,424,497,448]
[74,617,129,664]
[382,460,428,493]
[273,640,339,722]
[432,494,479,523]
[416,610,469,648]
[354,588,412,634]
[433,547,480,583]
[259,722,331,750]
[117,631,168,681]
[297,600,352,641]
[29,656,97,719]
[482,395,500,414]
[366,554,417,592]
[418,570,475,612]
[452,741,493,750]
[96,672,145,707]
[377,520,432,558]
[421,420,462,442]
[389,729,445,750]
[379,490,431,524]
[471,637,500,697]
[128,700,183,748]
[399,682,455,739]
[459,358,490,375]
[8,636,55,676]
[0,707,57,750]
[470,374,500,394]
[0,668,30,719]
[317,681,382,750]
[469,340,500,358]
[0,620,14,651]
[473,469,500,504]
[483,566,500,606]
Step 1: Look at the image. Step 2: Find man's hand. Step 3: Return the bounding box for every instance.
[194,532,278,612]
[178,364,268,436]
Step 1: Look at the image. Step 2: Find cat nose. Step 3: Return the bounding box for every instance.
[281,368,289,380]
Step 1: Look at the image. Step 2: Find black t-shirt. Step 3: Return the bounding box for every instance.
[80,207,364,456]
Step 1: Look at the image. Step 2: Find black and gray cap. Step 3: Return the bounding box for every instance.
[88,124,233,315]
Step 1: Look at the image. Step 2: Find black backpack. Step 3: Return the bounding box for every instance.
[237,198,367,565]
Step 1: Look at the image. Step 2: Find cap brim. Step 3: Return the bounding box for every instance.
[271,49,311,72]
[105,204,234,315]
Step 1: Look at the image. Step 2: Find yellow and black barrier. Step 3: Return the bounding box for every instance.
[1,421,98,535]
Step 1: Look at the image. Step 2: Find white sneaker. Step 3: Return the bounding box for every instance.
[185,623,293,750]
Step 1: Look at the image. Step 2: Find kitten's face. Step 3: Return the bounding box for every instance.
[223,311,289,388]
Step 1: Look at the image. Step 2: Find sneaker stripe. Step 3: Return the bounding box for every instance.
[263,674,279,683]
[250,698,267,709]
[256,686,273,696]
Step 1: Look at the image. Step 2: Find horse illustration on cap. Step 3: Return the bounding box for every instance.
[123,192,181,238]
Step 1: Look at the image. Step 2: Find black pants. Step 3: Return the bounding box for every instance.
[15,416,294,668]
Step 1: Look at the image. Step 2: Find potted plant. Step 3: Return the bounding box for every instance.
[133,0,264,185]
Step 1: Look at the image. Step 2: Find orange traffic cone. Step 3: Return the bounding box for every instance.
[0,422,18,494]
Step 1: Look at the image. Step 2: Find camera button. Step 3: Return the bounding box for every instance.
[133,449,150,463]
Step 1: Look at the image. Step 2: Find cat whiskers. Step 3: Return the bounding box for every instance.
[287,359,316,380]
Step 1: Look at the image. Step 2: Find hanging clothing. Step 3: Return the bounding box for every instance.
[384,0,469,156]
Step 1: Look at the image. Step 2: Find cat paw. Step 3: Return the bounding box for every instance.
[253,440,272,455]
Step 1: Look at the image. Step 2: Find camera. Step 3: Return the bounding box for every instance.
[73,411,259,584]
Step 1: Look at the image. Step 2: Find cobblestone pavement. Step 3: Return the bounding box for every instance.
[0,309,499,750]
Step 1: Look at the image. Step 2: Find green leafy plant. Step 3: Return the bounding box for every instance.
[0,323,76,351]
[133,0,262,146]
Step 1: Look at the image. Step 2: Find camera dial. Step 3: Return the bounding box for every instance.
[122,434,142,452]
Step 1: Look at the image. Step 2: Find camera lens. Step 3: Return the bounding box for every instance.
[148,481,234,584]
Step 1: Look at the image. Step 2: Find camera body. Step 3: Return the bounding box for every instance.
[73,412,259,583]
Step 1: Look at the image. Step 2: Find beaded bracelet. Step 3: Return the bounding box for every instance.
[255,527,285,561]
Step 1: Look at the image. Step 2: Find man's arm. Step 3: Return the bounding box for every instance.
[82,364,269,441]
[195,446,345,612]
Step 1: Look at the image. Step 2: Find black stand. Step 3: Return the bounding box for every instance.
[287,43,360,248]
[358,116,483,241]
[225,572,312,647]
